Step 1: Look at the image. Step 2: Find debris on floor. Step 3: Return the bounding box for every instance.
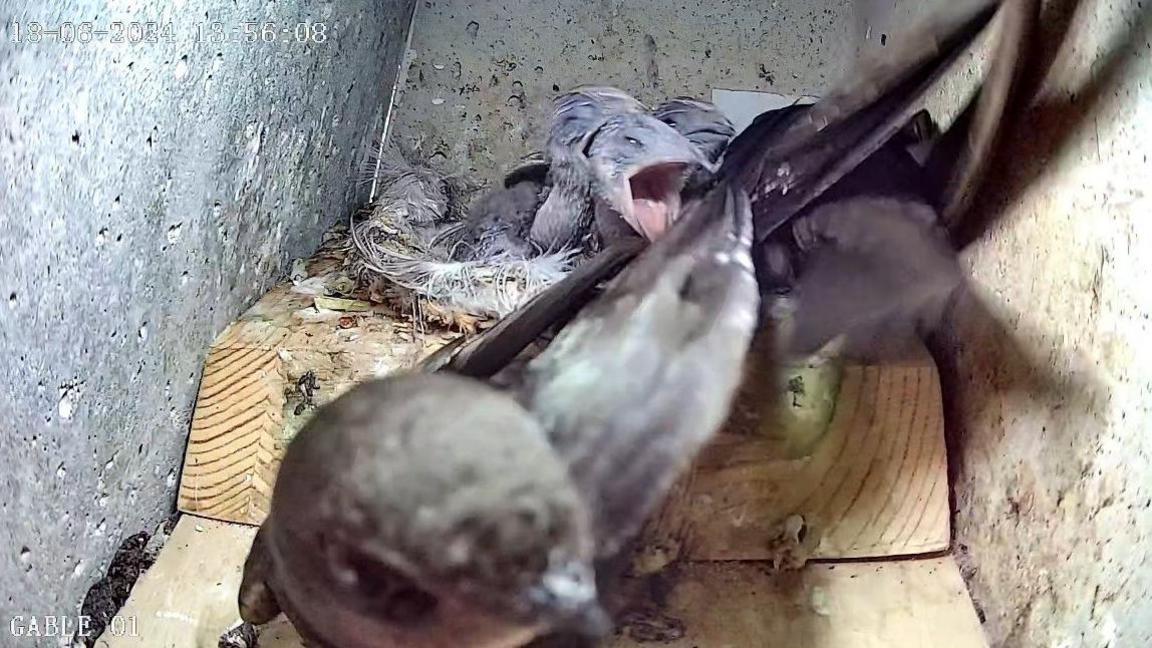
[78,514,177,647]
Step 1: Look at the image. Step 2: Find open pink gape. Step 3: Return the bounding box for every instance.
[617,163,686,241]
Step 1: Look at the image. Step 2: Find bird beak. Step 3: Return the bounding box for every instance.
[527,560,611,639]
[599,145,714,241]
[584,114,712,241]
[605,161,688,241]
[556,602,613,639]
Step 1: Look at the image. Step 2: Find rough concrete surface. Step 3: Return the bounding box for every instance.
[390,0,857,184]
[927,2,1152,647]
[0,0,415,635]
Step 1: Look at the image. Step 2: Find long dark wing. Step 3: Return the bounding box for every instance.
[721,0,1002,241]
[420,240,645,377]
[786,197,963,357]
[519,183,759,556]
[931,0,1039,232]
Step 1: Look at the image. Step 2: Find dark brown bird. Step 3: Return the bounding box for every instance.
[432,182,759,557]
[238,373,608,648]
[717,0,1031,358]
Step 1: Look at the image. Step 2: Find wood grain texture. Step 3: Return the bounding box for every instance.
[177,239,456,525]
[639,345,950,562]
[95,516,257,648]
[606,559,988,648]
[98,519,985,648]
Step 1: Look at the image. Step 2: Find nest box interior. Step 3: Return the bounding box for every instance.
[4,1,1149,647]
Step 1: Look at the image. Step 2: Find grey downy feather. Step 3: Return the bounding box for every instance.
[350,143,576,321]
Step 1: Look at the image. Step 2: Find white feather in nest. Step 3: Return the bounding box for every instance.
[350,143,574,325]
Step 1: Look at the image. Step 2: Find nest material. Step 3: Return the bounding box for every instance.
[350,144,574,328]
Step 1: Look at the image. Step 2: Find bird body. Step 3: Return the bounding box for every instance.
[519,184,759,556]
[240,374,607,648]
[293,3,1038,645]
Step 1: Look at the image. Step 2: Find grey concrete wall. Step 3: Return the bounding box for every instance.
[390,0,857,184]
[934,2,1152,646]
[0,0,415,630]
[859,1,1152,645]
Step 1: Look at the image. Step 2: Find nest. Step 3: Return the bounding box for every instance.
[349,144,574,331]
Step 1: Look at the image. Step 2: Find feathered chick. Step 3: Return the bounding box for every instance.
[530,87,647,250]
[584,112,711,244]
[651,97,736,165]
[651,97,736,198]
[238,373,608,648]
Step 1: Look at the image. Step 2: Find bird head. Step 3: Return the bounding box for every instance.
[261,375,609,646]
[652,97,736,164]
[423,489,607,638]
[548,86,648,153]
[583,113,711,240]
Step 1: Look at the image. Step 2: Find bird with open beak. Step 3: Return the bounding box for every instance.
[530,87,712,250]
[584,112,712,244]
[238,374,609,648]
[529,86,645,250]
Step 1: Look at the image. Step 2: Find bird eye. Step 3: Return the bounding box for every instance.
[625,136,642,146]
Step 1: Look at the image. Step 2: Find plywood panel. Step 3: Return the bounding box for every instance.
[98,518,984,648]
[640,346,950,562]
[95,517,256,648]
[606,559,987,648]
[177,241,455,525]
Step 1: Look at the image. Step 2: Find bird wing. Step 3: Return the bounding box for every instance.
[519,183,759,556]
[421,239,645,378]
[720,0,1005,241]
